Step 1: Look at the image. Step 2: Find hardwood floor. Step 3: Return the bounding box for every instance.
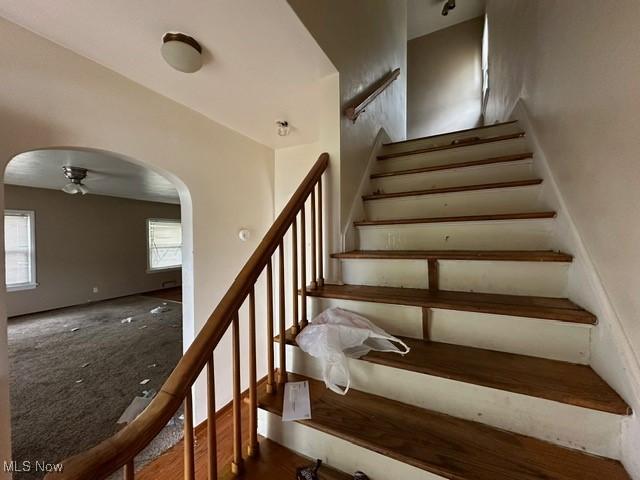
[137,402,247,480]
[136,399,349,480]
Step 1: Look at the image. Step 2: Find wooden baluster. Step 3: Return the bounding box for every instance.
[310,189,317,289]
[207,357,217,480]
[300,204,307,326]
[231,312,244,474]
[278,241,288,385]
[266,258,275,393]
[248,287,259,457]
[318,176,324,287]
[291,217,299,334]
[123,461,134,480]
[184,392,195,480]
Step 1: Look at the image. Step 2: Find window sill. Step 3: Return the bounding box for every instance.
[7,282,38,292]
[147,266,182,274]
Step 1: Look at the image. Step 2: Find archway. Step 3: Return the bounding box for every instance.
[2,147,194,477]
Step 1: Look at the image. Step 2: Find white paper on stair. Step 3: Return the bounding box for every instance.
[282,381,311,422]
[296,307,410,395]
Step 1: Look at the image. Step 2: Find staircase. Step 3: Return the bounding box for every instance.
[48,123,633,480]
[258,121,632,479]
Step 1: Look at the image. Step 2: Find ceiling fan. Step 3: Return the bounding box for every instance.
[62,166,89,195]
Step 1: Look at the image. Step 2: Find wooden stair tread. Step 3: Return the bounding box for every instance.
[303,284,597,324]
[354,211,556,226]
[363,178,542,201]
[278,331,629,414]
[332,249,573,262]
[220,438,351,480]
[377,132,526,160]
[371,152,534,179]
[382,120,519,147]
[258,374,630,480]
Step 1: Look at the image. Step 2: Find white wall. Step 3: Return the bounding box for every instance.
[407,17,484,138]
[0,17,275,475]
[273,73,341,329]
[287,0,408,232]
[484,1,640,476]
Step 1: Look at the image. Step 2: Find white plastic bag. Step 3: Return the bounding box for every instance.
[296,307,410,395]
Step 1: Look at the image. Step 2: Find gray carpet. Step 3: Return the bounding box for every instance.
[8,295,184,480]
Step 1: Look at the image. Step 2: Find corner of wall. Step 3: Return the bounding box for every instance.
[510,98,640,477]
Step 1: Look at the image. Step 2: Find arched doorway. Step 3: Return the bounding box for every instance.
[2,147,193,478]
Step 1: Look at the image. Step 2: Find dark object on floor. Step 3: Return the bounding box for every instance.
[297,459,322,480]
[353,472,370,480]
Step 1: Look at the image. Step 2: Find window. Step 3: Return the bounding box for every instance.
[147,219,182,271]
[481,14,490,115]
[5,210,36,291]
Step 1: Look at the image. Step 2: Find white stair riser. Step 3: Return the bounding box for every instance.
[310,297,424,339]
[371,159,534,193]
[339,259,569,297]
[375,137,529,173]
[381,123,523,156]
[258,409,441,480]
[277,346,621,459]
[364,185,544,220]
[308,297,591,364]
[357,219,556,250]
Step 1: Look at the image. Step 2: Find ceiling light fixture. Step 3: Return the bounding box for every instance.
[161,32,203,73]
[442,0,456,16]
[276,120,290,137]
[62,166,89,195]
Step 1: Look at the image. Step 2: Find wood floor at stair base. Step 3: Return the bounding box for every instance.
[258,409,442,480]
[277,344,621,459]
[339,258,569,297]
[308,297,591,364]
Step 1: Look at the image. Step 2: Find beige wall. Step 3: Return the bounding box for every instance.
[484,1,640,476]
[287,0,407,231]
[4,185,181,317]
[0,17,275,473]
[408,17,483,138]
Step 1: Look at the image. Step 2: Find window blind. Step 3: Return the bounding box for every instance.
[5,211,35,288]
[148,219,182,270]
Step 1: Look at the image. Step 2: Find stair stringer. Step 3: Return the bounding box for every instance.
[341,127,390,256]
[510,98,640,479]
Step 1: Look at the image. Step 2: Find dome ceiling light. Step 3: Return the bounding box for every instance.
[62,166,89,195]
[161,32,203,73]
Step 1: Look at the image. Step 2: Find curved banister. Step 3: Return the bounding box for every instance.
[344,67,400,122]
[47,152,329,480]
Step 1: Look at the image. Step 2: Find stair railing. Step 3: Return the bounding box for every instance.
[344,67,400,123]
[45,153,329,480]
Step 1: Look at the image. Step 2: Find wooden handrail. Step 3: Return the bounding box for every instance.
[344,68,400,122]
[46,152,329,480]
